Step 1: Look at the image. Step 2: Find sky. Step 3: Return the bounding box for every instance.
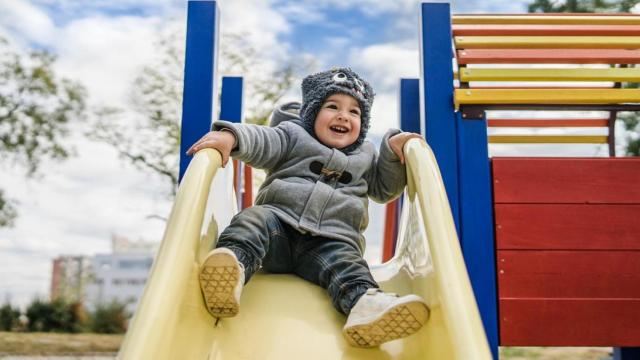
[0,0,622,308]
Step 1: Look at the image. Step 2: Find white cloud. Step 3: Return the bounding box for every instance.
[0,0,56,45]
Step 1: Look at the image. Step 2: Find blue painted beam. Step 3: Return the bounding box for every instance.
[400,79,421,134]
[456,112,499,359]
[420,2,460,234]
[614,347,640,360]
[220,76,243,123]
[220,76,244,210]
[179,0,220,182]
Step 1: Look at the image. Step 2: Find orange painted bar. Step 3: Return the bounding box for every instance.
[498,250,640,298]
[500,298,640,346]
[242,165,252,209]
[382,199,398,262]
[492,158,640,204]
[453,24,640,36]
[495,204,640,250]
[488,119,608,127]
[457,48,640,64]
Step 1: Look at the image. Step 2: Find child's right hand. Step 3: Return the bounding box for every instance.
[186,130,236,167]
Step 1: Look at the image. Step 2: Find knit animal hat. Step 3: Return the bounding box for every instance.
[299,67,375,153]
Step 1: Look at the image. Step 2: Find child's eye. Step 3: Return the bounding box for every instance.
[325,104,338,109]
[350,109,360,115]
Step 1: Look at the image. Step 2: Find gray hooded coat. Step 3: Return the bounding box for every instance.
[213,104,406,253]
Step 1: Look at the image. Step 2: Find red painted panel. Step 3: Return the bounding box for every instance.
[497,250,640,298]
[457,48,640,64]
[492,158,640,204]
[495,204,640,250]
[500,298,640,346]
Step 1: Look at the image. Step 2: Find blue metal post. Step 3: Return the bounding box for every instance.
[179,0,220,182]
[420,3,498,357]
[420,2,460,234]
[400,79,421,134]
[220,76,243,122]
[615,347,640,360]
[220,76,244,210]
[456,112,499,359]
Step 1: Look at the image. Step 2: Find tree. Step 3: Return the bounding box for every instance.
[526,0,640,155]
[25,298,84,333]
[91,31,309,196]
[89,300,129,334]
[0,36,87,227]
[0,302,21,331]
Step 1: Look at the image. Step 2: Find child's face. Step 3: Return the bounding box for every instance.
[314,93,362,149]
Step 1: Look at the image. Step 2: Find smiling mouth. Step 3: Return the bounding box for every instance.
[330,125,349,134]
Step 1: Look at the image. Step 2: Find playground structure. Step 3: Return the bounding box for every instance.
[118,1,640,359]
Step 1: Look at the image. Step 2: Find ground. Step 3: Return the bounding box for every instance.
[0,332,614,359]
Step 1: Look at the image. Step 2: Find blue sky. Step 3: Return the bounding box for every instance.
[0,0,614,308]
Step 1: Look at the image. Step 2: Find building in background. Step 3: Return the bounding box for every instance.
[50,255,92,303]
[52,235,159,314]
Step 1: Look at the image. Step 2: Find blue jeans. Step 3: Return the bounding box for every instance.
[216,205,379,315]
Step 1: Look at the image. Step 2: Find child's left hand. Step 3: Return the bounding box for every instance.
[388,132,424,164]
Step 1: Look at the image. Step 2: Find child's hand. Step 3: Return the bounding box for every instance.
[388,132,424,164]
[186,130,236,167]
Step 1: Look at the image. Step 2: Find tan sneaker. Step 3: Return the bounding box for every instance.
[343,288,430,347]
[198,248,245,318]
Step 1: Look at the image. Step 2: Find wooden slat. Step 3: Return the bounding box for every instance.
[457,48,640,64]
[455,36,640,49]
[455,88,640,105]
[495,204,640,250]
[453,15,640,25]
[492,157,640,204]
[488,119,609,127]
[453,24,640,36]
[500,298,640,346]
[498,250,640,298]
[488,135,607,144]
[460,67,640,82]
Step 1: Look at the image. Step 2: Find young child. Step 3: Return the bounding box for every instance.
[186,68,429,348]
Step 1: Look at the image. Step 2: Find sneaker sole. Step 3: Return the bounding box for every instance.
[199,252,241,318]
[343,300,430,348]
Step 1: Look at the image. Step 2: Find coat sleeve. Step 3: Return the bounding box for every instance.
[213,120,290,170]
[365,129,407,203]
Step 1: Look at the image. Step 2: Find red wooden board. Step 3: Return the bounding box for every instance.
[500,298,640,346]
[492,158,640,204]
[453,24,640,36]
[457,48,640,64]
[497,250,640,298]
[495,204,640,250]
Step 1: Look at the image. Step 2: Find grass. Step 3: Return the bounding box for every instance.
[500,346,613,360]
[0,332,615,359]
[0,332,122,356]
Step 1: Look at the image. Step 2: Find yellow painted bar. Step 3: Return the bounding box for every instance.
[455,36,640,49]
[455,88,640,105]
[459,67,640,82]
[452,15,640,25]
[489,135,608,143]
[117,142,492,360]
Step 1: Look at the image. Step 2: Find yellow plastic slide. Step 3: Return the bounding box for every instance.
[117,140,492,359]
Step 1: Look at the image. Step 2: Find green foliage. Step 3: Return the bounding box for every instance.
[0,189,17,227]
[528,0,619,12]
[91,31,308,196]
[25,298,85,333]
[89,300,129,334]
[0,36,88,226]
[0,302,21,331]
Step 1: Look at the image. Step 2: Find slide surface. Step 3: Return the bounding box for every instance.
[118,140,492,359]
